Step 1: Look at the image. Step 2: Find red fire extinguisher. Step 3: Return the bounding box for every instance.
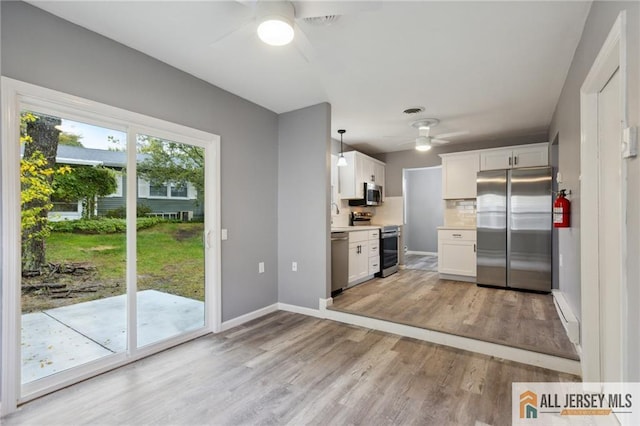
[554,189,570,228]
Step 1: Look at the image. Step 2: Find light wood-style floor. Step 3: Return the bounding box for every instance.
[331,269,579,360]
[405,253,438,271]
[4,311,578,426]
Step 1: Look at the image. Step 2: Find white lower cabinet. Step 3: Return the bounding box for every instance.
[368,230,380,275]
[438,230,476,280]
[348,229,380,284]
[348,231,370,283]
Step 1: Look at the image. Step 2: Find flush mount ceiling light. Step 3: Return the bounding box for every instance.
[337,129,348,167]
[415,135,432,151]
[257,2,295,46]
[411,119,439,152]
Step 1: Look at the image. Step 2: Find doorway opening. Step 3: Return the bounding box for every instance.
[402,166,443,272]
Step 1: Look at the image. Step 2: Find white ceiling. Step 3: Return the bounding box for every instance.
[28,1,591,153]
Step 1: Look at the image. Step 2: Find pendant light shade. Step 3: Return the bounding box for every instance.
[337,129,348,167]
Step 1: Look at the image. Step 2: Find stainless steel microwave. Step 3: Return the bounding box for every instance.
[348,182,383,206]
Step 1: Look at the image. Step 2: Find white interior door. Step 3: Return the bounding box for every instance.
[597,68,623,382]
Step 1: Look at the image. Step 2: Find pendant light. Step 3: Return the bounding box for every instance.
[337,129,348,167]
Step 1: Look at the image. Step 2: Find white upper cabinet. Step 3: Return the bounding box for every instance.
[480,143,549,171]
[440,152,480,199]
[339,151,386,200]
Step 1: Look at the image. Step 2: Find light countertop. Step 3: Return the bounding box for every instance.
[437,225,477,230]
[331,226,381,232]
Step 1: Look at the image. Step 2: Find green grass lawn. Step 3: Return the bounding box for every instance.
[22,222,205,312]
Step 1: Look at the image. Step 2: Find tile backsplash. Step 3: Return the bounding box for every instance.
[444,199,477,227]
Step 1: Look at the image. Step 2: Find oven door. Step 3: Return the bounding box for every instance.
[380,230,399,276]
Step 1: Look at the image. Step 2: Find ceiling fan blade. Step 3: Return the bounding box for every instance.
[432,138,451,145]
[293,1,382,19]
[209,20,255,47]
[434,130,469,140]
[396,140,414,146]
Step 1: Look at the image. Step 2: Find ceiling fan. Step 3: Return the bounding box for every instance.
[209,1,379,61]
[399,119,469,151]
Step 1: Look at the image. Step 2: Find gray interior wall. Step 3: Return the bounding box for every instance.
[379,133,548,196]
[1,1,279,321]
[404,167,443,253]
[278,103,331,308]
[548,1,639,380]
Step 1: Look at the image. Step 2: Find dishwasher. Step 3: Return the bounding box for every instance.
[331,232,349,296]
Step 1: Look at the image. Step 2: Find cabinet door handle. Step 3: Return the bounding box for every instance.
[474,243,476,253]
[514,156,518,166]
[508,156,512,166]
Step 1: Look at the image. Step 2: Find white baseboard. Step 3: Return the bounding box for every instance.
[319,298,333,309]
[439,273,476,283]
[220,303,279,331]
[552,289,580,344]
[406,251,437,256]
[323,309,581,376]
[278,302,324,319]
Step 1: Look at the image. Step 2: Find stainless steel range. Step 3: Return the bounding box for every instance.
[379,225,399,277]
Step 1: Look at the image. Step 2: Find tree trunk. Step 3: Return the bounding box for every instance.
[22,115,60,275]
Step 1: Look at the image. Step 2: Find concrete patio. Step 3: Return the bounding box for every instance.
[22,290,205,384]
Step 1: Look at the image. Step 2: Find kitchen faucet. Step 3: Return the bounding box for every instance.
[331,202,340,215]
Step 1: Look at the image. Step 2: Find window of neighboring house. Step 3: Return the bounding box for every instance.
[170,182,188,198]
[149,181,168,197]
[50,195,80,213]
[139,178,195,199]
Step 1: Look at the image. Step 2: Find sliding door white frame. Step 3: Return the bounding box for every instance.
[1,77,221,416]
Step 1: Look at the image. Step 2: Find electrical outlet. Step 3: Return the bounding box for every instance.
[292,262,297,272]
[258,262,264,274]
[221,229,228,240]
[559,254,563,268]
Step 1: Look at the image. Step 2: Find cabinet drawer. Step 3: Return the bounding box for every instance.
[368,240,379,256]
[368,257,380,275]
[368,230,379,240]
[349,230,369,243]
[438,230,476,241]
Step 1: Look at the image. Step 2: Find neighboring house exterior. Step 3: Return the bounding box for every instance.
[49,145,202,221]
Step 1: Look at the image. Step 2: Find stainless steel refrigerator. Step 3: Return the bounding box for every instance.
[476,166,552,292]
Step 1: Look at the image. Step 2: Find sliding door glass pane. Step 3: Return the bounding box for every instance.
[135,134,205,347]
[20,111,127,384]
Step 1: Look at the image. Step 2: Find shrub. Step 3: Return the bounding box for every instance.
[105,204,153,218]
[51,217,163,234]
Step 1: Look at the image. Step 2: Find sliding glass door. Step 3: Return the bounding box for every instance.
[20,110,128,386]
[2,79,219,412]
[135,134,206,348]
